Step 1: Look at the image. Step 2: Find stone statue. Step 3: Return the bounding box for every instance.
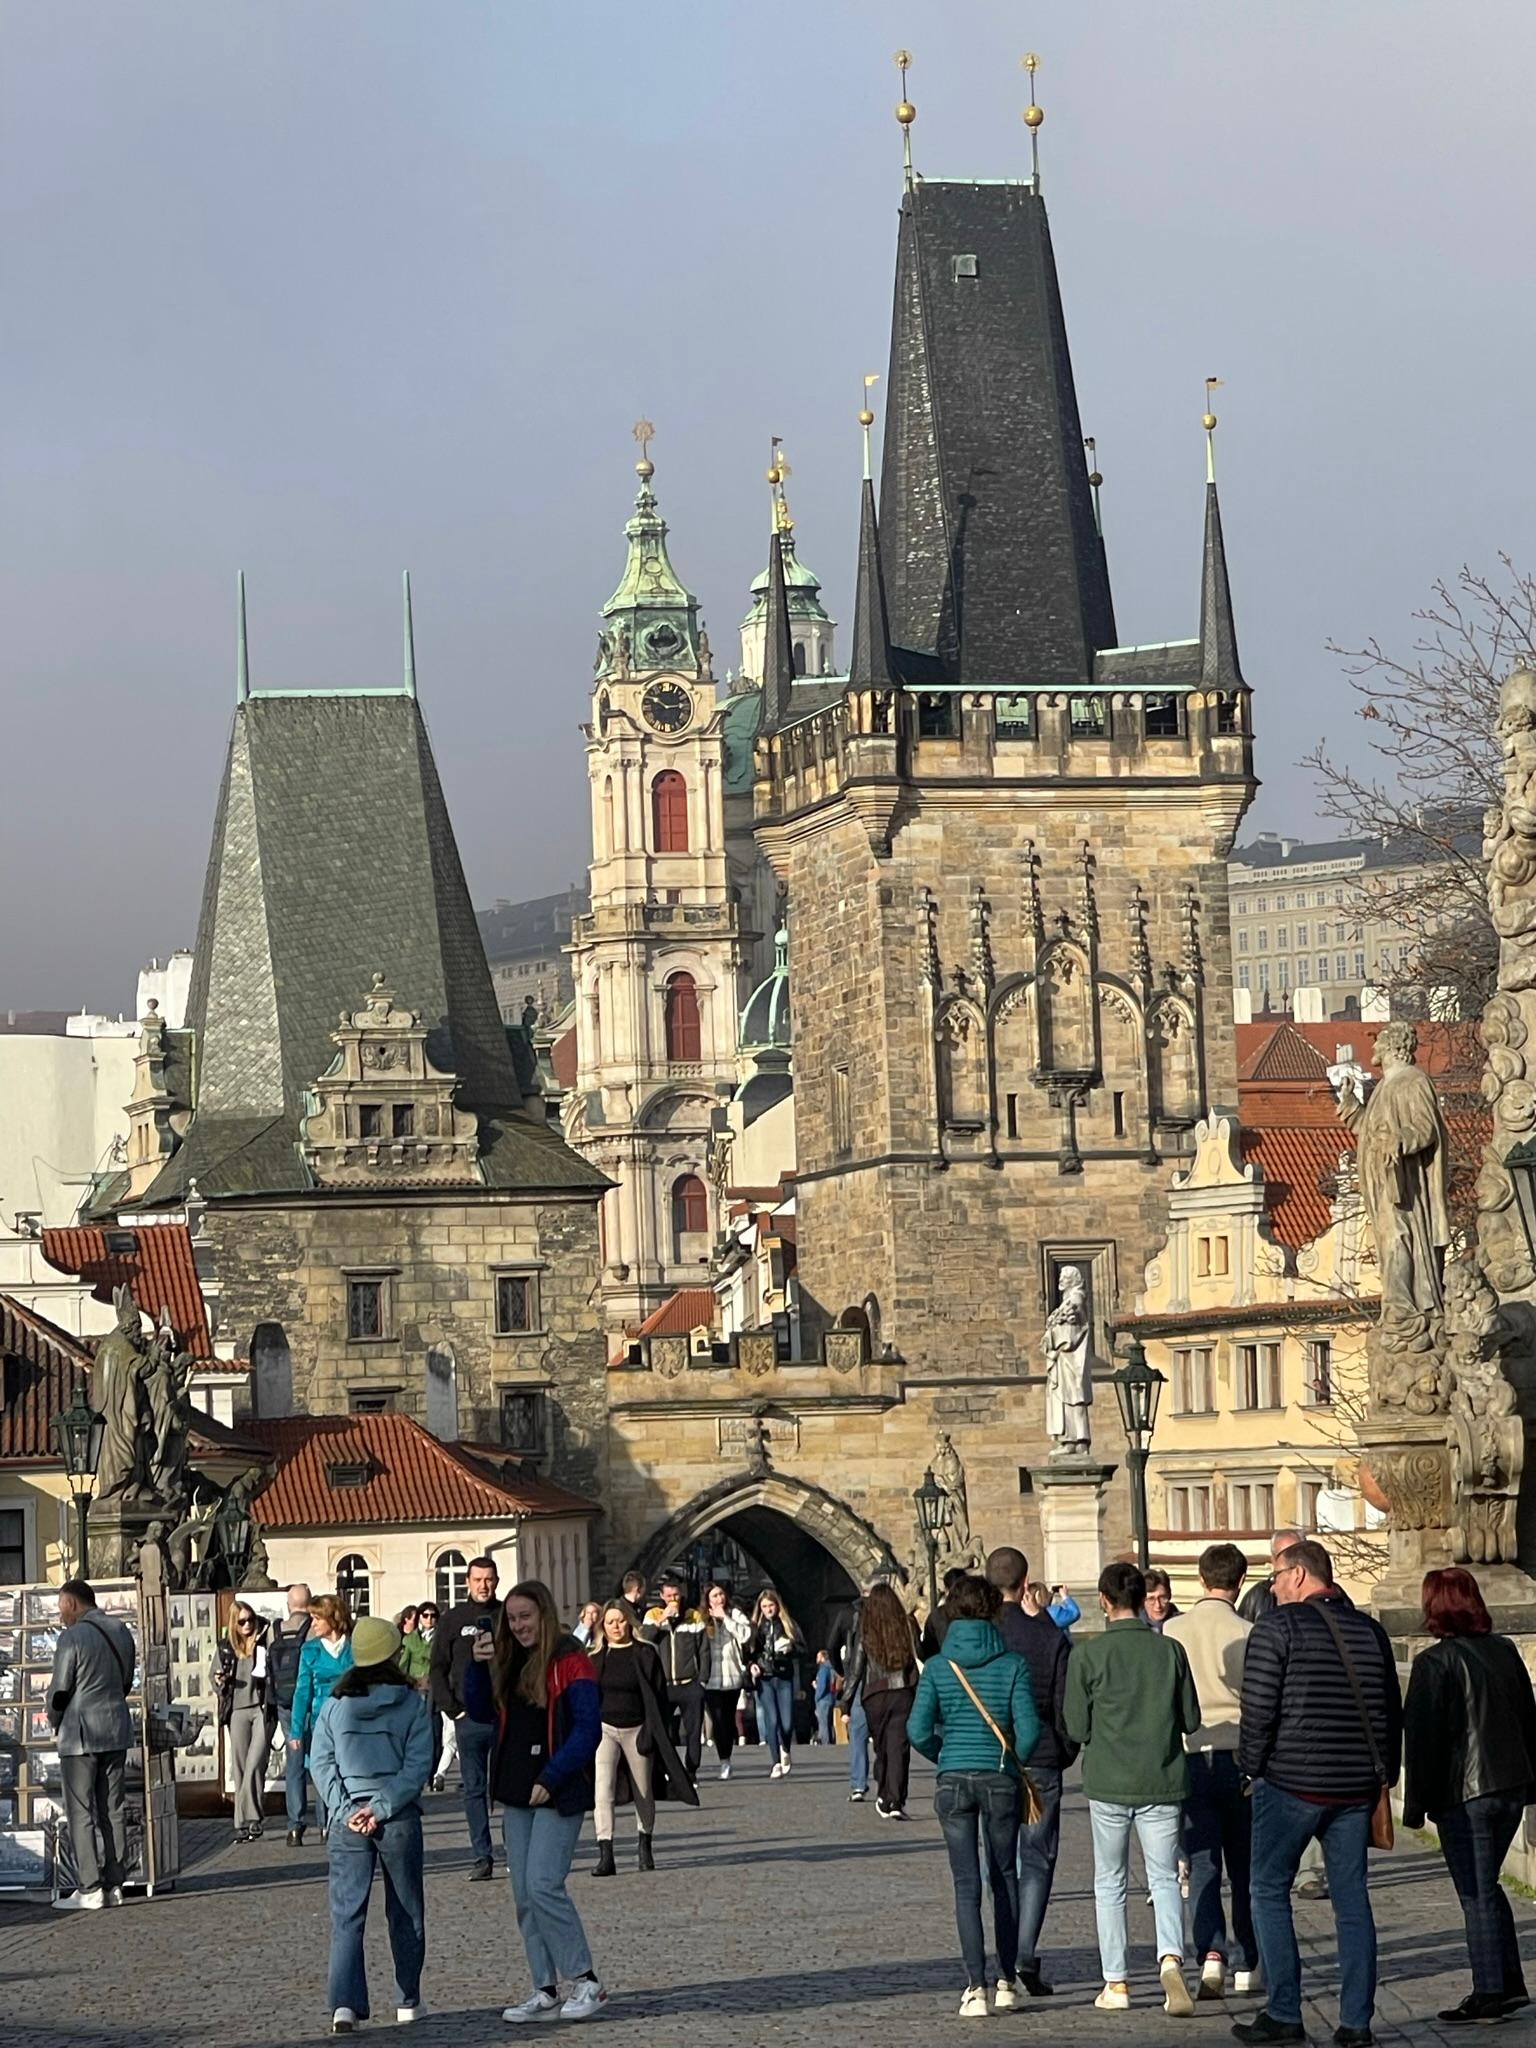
[141,1308,193,1509]
[166,1484,218,1588]
[933,1433,970,1550]
[696,625,712,675]
[130,1520,169,1598]
[743,1408,772,1479]
[90,1286,151,1503]
[1044,1265,1094,1453]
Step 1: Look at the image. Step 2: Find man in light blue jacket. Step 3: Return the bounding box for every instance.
[311,1616,433,2033]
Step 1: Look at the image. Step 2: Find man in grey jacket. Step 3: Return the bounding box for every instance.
[49,1579,136,1910]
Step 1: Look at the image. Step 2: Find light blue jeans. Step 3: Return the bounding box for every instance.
[847,1693,870,1792]
[1088,1798,1185,1984]
[502,1805,593,1991]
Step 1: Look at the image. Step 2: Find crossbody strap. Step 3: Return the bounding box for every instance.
[1313,1600,1385,1785]
[947,1661,1012,1770]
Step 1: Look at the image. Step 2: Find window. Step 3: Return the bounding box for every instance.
[1236,1341,1282,1409]
[1236,929,1249,954]
[917,694,954,738]
[1276,925,1289,950]
[1112,1090,1126,1138]
[952,253,979,280]
[664,972,701,1061]
[1005,1091,1020,1139]
[391,1102,415,1139]
[1069,695,1108,738]
[1314,891,1326,907]
[336,1554,372,1618]
[1172,1347,1214,1414]
[326,1460,371,1488]
[0,1506,26,1584]
[671,1174,709,1261]
[1143,694,1180,737]
[651,770,689,853]
[435,1550,469,1610]
[1275,895,1287,912]
[1196,1235,1210,1277]
[1230,1481,1275,1532]
[1318,958,1330,983]
[1297,1479,1323,1532]
[1166,1482,1213,1531]
[359,1103,384,1139]
[1295,922,1308,947]
[793,641,807,676]
[1255,897,1267,913]
[1354,952,1366,979]
[1256,928,1268,950]
[347,1277,386,1340]
[1305,1338,1334,1406]
[1238,964,1251,990]
[832,1065,852,1155]
[499,1388,547,1455]
[1335,955,1348,981]
[994,694,1034,738]
[1277,959,1291,988]
[251,1321,292,1418]
[495,1272,539,1334]
[1257,961,1270,991]
[348,1389,395,1414]
[1297,957,1310,982]
[1215,693,1241,734]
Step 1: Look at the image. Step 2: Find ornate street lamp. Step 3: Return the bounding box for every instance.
[53,1388,105,1578]
[913,1466,946,1619]
[1503,1136,1536,1264]
[1109,1337,1167,1572]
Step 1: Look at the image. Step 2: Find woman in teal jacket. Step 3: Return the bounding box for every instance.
[290,1593,355,1827]
[910,1574,1040,2020]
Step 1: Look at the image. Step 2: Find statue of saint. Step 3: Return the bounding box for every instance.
[1334,1021,1451,1319]
[932,1432,971,1550]
[141,1311,192,1510]
[1044,1265,1094,1454]
[89,1286,150,1503]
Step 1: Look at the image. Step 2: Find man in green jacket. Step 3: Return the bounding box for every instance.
[1064,1561,1201,2018]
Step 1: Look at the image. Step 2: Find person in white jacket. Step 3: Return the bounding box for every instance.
[700,1583,753,1780]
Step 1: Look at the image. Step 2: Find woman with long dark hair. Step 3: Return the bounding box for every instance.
[462,1580,606,2025]
[213,1598,274,1842]
[1403,1566,1536,2026]
[589,1601,696,1875]
[748,1588,801,1778]
[311,1616,433,2034]
[701,1582,752,1779]
[839,1582,921,1819]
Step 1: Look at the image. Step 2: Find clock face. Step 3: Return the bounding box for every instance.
[641,681,692,734]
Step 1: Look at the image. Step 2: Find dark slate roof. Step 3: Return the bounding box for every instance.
[878,181,1115,687]
[760,530,799,733]
[848,477,897,688]
[138,693,606,1202]
[1199,481,1243,687]
[1093,642,1202,690]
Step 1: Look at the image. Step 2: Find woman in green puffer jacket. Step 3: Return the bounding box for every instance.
[910,1574,1040,2020]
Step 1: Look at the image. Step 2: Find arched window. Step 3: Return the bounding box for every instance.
[652,770,689,853]
[664,972,701,1061]
[602,775,616,855]
[793,641,807,676]
[251,1321,292,1418]
[336,1554,372,1618]
[672,1174,709,1261]
[434,1550,468,1611]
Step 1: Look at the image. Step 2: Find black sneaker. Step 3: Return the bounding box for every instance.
[1333,2030,1373,2046]
[1018,1969,1054,1998]
[286,1827,304,1848]
[848,1789,867,1803]
[1438,1994,1510,2026]
[467,1858,493,1882]
[1502,1991,1531,2015]
[1232,2018,1307,2045]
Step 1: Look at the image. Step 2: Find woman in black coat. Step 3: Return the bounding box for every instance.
[1403,1566,1536,2026]
[589,1601,697,1875]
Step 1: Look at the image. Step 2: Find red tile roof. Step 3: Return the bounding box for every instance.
[1240,1125,1351,1249]
[635,1288,717,1339]
[0,1296,91,1463]
[1239,1024,1332,1085]
[41,1223,222,1363]
[240,1413,599,1528]
[1236,1018,1480,1082]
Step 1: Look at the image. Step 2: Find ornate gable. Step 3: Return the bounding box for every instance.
[300,974,480,1187]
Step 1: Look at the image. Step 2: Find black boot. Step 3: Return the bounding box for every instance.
[1438,1993,1512,2026]
[591,1840,616,1878]
[637,1833,655,1872]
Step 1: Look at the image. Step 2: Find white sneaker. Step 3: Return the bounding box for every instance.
[768,1760,784,1779]
[1199,1955,1226,2000]
[105,1885,126,1908]
[332,2012,357,2036]
[559,1978,607,2022]
[779,1752,792,1774]
[1094,1983,1130,2011]
[719,1762,732,1781]
[958,1986,989,2018]
[1160,1958,1194,2017]
[502,1990,560,2023]
[397,2003,422,2023]
[994,1978,1020,2011]
[52,1887,105,1912]
[1232,1966,1263,1996]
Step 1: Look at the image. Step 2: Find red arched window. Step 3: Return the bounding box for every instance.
[664,972,701,1061]
[672,1175,708,1236]
[652,770,689,853]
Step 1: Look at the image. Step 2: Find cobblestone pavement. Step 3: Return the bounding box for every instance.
[1,1748,1532,2046]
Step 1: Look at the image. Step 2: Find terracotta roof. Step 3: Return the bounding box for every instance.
[636,1288,717,1339]
[41,1223,222,1364]
[0,1295,91,1463]
[240,1413,599,1528]
[1239,1024,1331,1085]
[1240,1125,1351,1249]
[1236,1019,1480,1083]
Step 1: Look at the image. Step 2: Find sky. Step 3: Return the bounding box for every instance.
[3,1,1534,1012]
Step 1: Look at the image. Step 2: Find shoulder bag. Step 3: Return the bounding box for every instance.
[945,1661,1043,1825]
[1314,1601,1394,1850]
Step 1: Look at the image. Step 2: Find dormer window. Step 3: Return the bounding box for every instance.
[359,1104,384,1140]
[952,254,979,280]
[327,1459,372,1489]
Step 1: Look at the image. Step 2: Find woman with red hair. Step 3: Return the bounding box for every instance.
[1402,1567,1536,2026]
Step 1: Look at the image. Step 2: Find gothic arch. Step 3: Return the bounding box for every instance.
[628,1471,904,1591]
[1034,939,1096,1075]
[934,995,987,1126]
[1147,992,1201,1124]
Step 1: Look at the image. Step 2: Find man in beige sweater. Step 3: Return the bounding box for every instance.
[1165,1543,1259,2002]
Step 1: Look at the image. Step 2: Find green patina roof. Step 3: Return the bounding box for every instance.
[739,927,791,1052]
[598,471,701,676]
[722,686,765,793]
[746,531,830,618]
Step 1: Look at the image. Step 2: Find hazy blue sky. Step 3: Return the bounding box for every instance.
[4,2,1533,1010]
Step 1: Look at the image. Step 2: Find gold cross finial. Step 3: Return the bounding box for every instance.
[894,50,916,187]
[767,436,794,531]
[860,373,880,481]
[1021,53,1044,190]
[1203,378,1223,482]
[633,417,655,480]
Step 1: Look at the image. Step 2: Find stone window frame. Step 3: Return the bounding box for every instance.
[1040,1240,1117,1363]
[497,1381,550,1458]
[344,1267,398,1344]
[492,1264,546,1339]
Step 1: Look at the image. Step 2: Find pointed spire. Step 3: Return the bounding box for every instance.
[236,571,249,702]
[849,476,897,689]
[1199,440,1242,689]
[760,521,798,731]
[402,571,417,698]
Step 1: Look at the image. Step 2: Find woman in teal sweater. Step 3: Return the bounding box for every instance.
[910,1575,1040,2019]
[290,1593,356,1829]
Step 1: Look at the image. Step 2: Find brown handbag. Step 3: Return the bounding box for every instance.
[945,1661,1045,1826]
[1314,1600,1395,1850]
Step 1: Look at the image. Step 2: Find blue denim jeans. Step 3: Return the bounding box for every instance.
[1088,1799,1185,1984]
[1250,1780,1375,2031]
[276,1705,309,1829]
[1015,1763,1063,1974]
[503,1805,593,1991]
[327,1810,425,2019]
[847,1693,870,1791]
[1435,1794,1527,1999]
[1185,1750,1257,1969]
[456,1716,495,1864]
[936,1770,1022,1989]
[757,1677,794,1759]
[815,1698,835,1744]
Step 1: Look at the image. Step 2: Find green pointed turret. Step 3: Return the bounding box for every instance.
[598,460,702,677]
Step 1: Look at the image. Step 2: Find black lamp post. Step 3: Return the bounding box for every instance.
[913,1467,946,1619]
[1109,1337,1166,1572]
[53,1389,106,1578]
[1504,1137,1536,1264]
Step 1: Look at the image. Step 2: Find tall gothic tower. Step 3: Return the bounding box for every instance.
[566,453,751,1340]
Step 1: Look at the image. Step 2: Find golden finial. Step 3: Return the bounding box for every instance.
[1084,433,1104,537]
[768,436,795,532]
[1203,378,1224,482]
[860,373,880,481]
[1021,53,1044,190]
[633,417,655,481]
[894,50,916,188]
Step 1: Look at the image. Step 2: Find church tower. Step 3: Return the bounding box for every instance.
[567,443,750,1340]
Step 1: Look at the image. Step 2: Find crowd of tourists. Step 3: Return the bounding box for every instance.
[42,1532,1536,2038]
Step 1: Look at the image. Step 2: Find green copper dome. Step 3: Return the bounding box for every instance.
[739,926,791,1052]
[597,469,702,677]
[745,531,830,623]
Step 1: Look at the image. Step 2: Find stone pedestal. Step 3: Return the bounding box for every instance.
[85,1498,159,1582]
[1029,1456,1118,1589]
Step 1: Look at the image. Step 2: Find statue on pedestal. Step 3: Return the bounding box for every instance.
[1044,1265,1094,1454]
[90,1287,153,1503]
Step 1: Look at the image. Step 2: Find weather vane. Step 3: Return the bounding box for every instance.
[767,437,794,532]
[633,417,655,480]
[1203,378,1223,481]
[1022,53,1044,191]
[894,50,916,187]
[860,374,880,481]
